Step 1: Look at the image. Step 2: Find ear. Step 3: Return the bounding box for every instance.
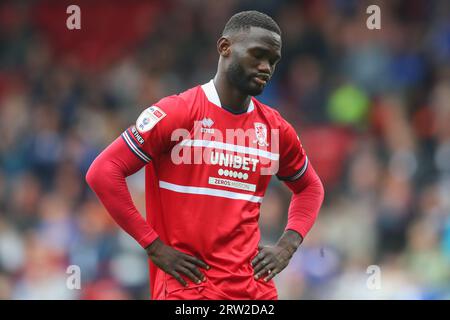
[217,36,231,57]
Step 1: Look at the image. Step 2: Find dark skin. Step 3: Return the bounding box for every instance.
[252,230,302,282]
[146,26,303,286]
[145,238,209,287]
[214,26,282,113]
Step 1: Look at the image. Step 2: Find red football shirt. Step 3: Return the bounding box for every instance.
[121,80,308,299]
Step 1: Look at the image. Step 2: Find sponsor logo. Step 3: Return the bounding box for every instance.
[208,177,256,192]
[218,168,248,180]
[131,126,145,145]
[136,106,166,133]
[210,151,259,172]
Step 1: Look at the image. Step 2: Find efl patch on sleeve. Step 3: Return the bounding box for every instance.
[136,106,166,133]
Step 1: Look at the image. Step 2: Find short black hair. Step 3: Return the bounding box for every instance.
[222,10,281,36]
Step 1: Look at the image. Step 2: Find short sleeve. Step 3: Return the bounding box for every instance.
[276,120,309,182]
[121,95,191,163]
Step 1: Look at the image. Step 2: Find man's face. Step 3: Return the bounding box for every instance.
[224,27,282,96]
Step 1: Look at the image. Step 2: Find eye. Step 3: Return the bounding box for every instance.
[252,50,264,59]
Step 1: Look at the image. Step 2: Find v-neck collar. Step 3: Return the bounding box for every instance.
[201,79,255,114]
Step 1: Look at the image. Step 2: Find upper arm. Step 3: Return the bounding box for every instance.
[276,120,309,185]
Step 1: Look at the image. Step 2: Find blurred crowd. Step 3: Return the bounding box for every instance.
[1,0,450,299]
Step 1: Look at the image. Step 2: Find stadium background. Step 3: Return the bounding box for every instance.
[1,0,449,299]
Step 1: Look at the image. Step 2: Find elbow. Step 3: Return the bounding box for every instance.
[85,158,102,191]
[85,162,95,190]
[316,177,325,204]
[307,177,325,211]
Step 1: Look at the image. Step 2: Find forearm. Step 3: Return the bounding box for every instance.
[278,165,324,252]
[86,137,159,248]
[285,177,324,239]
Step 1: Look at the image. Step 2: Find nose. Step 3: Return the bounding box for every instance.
[258,60,271,75]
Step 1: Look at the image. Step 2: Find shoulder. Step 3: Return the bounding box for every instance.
[149,85,202,114]
[174,85,203,105]
[154,85,203,112]
[134,87,198,132]
[252,98,293,131]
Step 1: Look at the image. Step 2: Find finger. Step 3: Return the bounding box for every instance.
[182,261,206,282]
[177,266,202,284]
[251,251,267,267]
[264,268,278,282]
[253,257,270,274]
[252,261,266,274]
[170,271,187,287]
[184,254,210,270]
[255,262,276,280]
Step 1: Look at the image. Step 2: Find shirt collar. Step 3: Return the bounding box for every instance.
[201,79,254,113]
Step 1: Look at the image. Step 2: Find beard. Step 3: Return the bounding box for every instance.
[226,60,264,96]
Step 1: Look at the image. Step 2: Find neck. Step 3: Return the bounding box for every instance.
[213,73,251,113]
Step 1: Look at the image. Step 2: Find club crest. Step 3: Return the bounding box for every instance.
[253,122,269,147]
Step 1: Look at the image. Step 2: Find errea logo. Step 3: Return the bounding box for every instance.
[201,118,214,128]
[201,117,214,134]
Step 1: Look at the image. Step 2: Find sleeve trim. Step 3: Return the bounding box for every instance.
[138,231,159,249]
[121,130,152,163]
[277,156,309,182]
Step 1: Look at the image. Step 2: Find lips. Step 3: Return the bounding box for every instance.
[252,74,270,86]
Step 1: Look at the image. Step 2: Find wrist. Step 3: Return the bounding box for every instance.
[276,230,303,256]
[145,237,163,256]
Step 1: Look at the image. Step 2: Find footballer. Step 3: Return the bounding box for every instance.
[86,11,324,300]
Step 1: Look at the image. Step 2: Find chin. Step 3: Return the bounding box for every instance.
[246,85,264,96]
[250,89,264,96]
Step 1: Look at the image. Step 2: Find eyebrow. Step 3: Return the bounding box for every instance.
[250,46,281,61]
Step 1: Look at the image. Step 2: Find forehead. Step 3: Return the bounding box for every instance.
[234,26,281,51]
